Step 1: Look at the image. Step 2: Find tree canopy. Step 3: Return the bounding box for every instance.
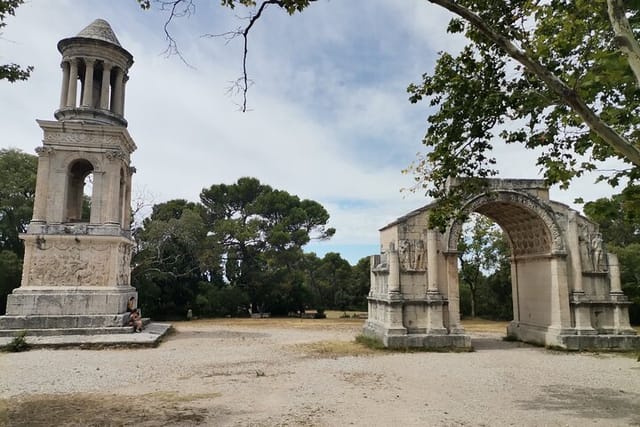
[129,177,368,319]
[0,148,36,313]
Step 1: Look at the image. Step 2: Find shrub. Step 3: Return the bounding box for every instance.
[4,330,29,352]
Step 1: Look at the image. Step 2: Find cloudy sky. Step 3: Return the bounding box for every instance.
[0,0,624,264]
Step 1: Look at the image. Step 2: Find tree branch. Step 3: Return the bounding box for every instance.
[428,0,640,167]
[607,0,640,88]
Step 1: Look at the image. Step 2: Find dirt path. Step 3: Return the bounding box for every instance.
[1,319,639,426]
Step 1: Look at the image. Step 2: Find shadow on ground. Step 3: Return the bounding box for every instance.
[470,336,535,351]
[516,385,640,424]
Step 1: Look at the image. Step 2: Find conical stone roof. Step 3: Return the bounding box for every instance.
[76,19,122,47]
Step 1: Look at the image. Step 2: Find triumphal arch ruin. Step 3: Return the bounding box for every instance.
[0,19,140,335]
[363,179,640,350]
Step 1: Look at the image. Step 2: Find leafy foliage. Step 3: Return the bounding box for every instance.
[0,0,33,82]
[3,330,29,352]
[131,178,368,319]
[0,149,37,255]
[458,214,512,320]
[199,177,335,314]
[405,0,640,227]
[0,149,36,314]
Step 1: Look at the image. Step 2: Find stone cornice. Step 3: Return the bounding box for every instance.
[37,119,137,153]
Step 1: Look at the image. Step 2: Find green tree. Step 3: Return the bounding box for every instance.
[132,199,209,318]
[458,214,511,318]
[0,148,37,255]
[200,177,334,314]
[301,252,368,312]
[350,256,371,310]
[584,185,640,247]
[0,148,36,314]
[0,250,21,315]
[0,0,33,82]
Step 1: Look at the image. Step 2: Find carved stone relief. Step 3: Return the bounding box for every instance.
[398,239,427,271]
[43,131,121,147]
[105,149,126,161]
[446,191,565,255]
[35,146,54,156]
[577,222,606,272]
[26,241,112,286]
[116,242,132,286]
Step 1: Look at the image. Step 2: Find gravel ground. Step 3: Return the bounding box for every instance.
[1,320,639,426]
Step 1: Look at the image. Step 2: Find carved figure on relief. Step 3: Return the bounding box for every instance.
[399,239,412,269]
[591,233,605,271]
[578,223,593,271]
[414,240,426,270]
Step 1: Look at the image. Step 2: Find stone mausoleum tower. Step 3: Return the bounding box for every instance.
[0,20,138,332]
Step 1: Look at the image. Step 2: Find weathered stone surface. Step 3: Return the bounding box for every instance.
[0,19,161,342]
[365,178,640,350]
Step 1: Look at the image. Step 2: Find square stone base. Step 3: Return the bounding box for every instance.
[0,286,137,335]
[560,334,640,350]
[5,287,136,316]
[363,321,472,350]
[507,321,640,350]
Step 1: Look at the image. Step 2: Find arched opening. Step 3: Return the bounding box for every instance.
[65,159,94,223]
[457,213,513,321]
[448,192,563,342]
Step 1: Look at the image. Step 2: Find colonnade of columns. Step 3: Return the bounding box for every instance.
[58,58,127,116]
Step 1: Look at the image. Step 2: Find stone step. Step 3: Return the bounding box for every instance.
[0,322,173,349]
[0,317,152,337]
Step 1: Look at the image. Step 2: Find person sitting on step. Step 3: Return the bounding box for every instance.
[129,308,143,333]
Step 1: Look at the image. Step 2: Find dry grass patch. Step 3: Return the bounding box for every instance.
[294,339,378,358]
[0,391,221,426]
[175,316,364,332]
[461,318,509,334]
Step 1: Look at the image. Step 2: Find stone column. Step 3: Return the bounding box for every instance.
[66,58,78,108]
[59,61,70,109]
[112,68,124,116]
[387,243,400,294]
[100,63,112,110]
[81,59,95,107]
[510,257,520,322]
[426,229,439,293]
[608,253,622,294]
[567,211,584,293]
[120,75,128,116]
[31,147,52,223]
[445,251,464,334]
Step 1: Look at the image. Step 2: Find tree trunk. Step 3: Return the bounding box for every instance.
[470,286,476,318]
